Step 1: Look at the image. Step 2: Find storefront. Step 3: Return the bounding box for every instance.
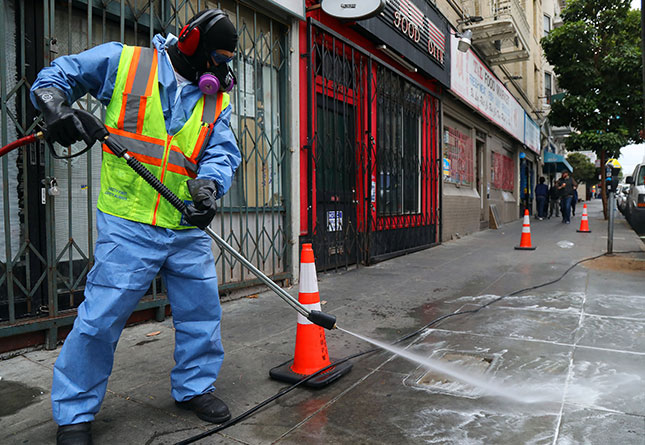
[442,32,540,240]
[300,0,449,269]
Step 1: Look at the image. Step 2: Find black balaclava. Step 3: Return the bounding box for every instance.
[168,9,238,83]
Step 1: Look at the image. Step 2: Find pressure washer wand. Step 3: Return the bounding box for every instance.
[102,135,336,329]
[66,110,338,330]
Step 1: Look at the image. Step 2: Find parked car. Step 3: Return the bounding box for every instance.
[625,163,645,233]
[616,183,629,215]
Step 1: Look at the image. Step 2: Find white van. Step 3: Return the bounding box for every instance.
[625,163,645,233]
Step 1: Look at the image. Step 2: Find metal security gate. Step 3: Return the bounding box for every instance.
[306,22,368,270]
[0,0,290,350]
[304,20,440,270]
[371,66,440,261]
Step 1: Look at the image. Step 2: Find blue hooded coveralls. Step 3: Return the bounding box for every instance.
[31,34,241,426]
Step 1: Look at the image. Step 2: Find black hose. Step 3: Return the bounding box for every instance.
[174,249,644,444]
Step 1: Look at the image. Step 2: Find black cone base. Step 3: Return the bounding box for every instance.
[514,246,536,250]
[269,359,352,389]
[576,229,592,233]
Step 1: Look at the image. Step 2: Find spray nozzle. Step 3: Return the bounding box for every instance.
[307,310,336,330]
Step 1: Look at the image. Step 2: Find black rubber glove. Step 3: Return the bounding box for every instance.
[185,179,218,229]
[33,87,85,147]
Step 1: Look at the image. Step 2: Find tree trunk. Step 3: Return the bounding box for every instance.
[600,149,607,219]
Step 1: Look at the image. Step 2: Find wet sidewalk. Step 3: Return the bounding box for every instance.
[1,199,644,444]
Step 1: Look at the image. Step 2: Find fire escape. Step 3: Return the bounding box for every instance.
[463,0,531,65]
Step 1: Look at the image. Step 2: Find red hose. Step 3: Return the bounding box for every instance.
[0,134,39,158]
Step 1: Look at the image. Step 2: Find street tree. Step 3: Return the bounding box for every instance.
[566,152,597,187]
[541,0,643,216]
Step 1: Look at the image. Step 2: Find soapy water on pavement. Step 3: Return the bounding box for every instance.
[338,327,605,406]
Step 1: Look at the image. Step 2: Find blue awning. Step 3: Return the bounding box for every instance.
[543,151,573,173]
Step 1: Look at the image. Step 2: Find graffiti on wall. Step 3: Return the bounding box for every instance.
[491,151,514,191]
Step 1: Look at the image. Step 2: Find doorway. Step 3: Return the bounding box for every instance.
[476,139,486,223]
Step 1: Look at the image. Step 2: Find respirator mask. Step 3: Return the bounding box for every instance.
[198,52,236,95]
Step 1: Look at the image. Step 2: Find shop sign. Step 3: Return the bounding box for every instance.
[524,114,540,154]
[355,0,450,88]
[385,0,446,65]
[450,34,524,143]
[321,0,385,20]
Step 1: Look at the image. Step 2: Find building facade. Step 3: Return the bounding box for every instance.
[435,0,549,240]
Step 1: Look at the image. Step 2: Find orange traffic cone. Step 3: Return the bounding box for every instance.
[515,209,536,250]
[269,244,352,388]
[576,203,591,233]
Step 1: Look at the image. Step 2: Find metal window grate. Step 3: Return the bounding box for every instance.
[305,19,440,270]
[0,0,290,347]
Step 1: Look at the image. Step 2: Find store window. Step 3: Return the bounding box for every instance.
[376,68,423,216]
[491,152,514,191]
[225,3,288,208]
[443,125,473,186]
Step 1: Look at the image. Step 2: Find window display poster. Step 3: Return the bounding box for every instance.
[491,152,514,191]
[443,158,451,177]
[443,126,473,185]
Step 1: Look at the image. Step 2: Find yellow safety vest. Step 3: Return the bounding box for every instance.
[98,45,229,229]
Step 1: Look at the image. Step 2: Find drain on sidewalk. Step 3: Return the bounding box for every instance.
[407,352,496,398]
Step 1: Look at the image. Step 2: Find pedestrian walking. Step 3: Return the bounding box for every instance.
[548,177,560,219]
[30,9,241,445]
[571,188,578,216]
[557,171,577,224]
[535,176,548,220]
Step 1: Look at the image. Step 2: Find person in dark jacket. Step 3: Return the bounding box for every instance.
[548,177,560,219]
[535,177,548,220]
[571,188,579,216]
[557,171,578,224]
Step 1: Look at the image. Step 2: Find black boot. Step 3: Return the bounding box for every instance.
[176,393,231,423]
[56,422,93,445]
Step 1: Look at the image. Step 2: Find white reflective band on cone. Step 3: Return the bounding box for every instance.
[297,302,322,325]
[522,226,531,233]
[299,262,319,293]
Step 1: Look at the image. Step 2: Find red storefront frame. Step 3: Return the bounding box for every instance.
[299,10,442,268]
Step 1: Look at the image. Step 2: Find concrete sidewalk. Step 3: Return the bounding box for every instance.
[1,199,644,444]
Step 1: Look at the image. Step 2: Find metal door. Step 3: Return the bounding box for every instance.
[306,25,368,271]
[313,95,358,270]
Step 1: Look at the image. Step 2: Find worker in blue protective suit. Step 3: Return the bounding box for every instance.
[30,9,240,445]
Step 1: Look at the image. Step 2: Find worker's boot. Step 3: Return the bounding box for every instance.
[176,393,231,423]
[56,422,93,445]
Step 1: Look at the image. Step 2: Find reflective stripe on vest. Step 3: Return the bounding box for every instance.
[103,127,199,178]
[98,45,227,229]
